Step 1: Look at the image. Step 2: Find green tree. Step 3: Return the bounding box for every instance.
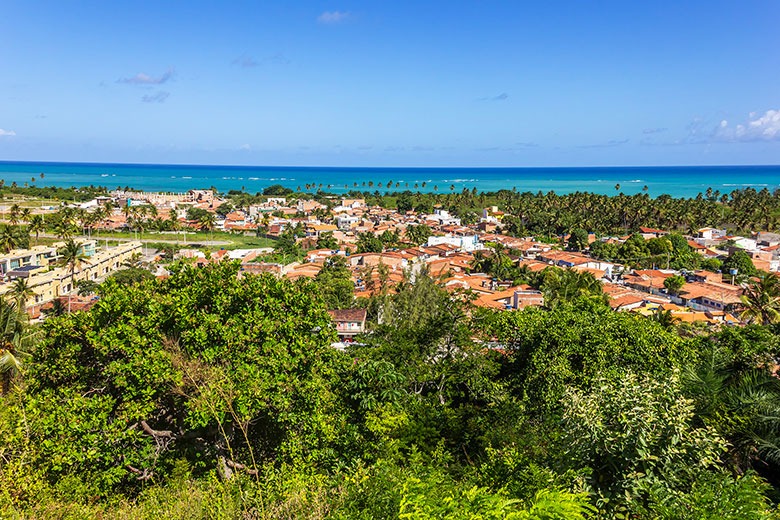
[24,262,346,495]
[316,231,339,250]
[28,214,46,246]
[0,299,34,394]
[58,239,89,313]
[356,231,383,253]
[109,267,155,286]
[8,277,34,310]
[567,228,588,251]
[314,255,354,309]
[722,250,757,279]
[664,274,686,295]
[739,274,780,325]
[405,224,432,246]
[562,371,728,516]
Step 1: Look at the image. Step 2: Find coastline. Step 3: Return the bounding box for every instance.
[1,160,779,198]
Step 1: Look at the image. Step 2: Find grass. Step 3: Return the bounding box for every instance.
[88,230,277,250]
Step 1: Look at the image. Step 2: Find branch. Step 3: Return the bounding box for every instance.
[141,420,173,439]
[126,464,154,481]
[225,458,259,476]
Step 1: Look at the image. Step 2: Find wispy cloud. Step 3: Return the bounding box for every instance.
[515,141,538,148]
[578,139,630,149]
[318,11,350,24]
[118,68,175,85]
[231,53,291,68]
[232,55,259,68]
[478,92,509,101]
[715,109,780,142]
[141,91,170,103]
[0,129,16,137]
[239,144,252,151]
[642,127,667,134]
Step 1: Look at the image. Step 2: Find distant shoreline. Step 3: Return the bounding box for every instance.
[1,161,779,198]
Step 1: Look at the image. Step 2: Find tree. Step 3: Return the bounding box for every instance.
[316,231,339,250]
[274,228,303,259]
[263,184,293,196]
[405,224,432,246]
[76,279,100,296]
[539,268,606,309]
[0,299,34,394]
[28,214,45,246]
[109,267,155,285]
[664,274,686,295]
[314,255,354,309]
[58,239,89,313]
[739,275,780,325]
[8,277,34,310]
[25,262,345,493]
[567,228,588,251]
[0,226,19,253]
[197,212,216,232]
[562,372,740,518]
[722,250,757,279]
[356,231,383,253]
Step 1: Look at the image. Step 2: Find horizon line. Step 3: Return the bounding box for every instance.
[1,159,779,171]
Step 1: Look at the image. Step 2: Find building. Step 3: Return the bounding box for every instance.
[328,308,367,340]
[0,241,142,308]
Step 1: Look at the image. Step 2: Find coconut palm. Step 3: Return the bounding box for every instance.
[684,349,780,473]
[8,204,20,226]
[740,275,780,325]
[0,299,34,395]
[197,212,216,232]
[0,226,19,254]
[8,278,35,310]
[58,239,90,313]
[28,215,45,246]
[42,298,67,318]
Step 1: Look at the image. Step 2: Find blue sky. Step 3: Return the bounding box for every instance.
[1,1,778,167]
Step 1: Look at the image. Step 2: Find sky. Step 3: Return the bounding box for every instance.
[1,1,779,167]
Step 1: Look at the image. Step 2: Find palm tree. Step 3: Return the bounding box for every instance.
[740,275,780,325]
[58,239,90,313]
[8,204,20,226]
[198,212,216,232]
[8,278,34,310]
[684,350,780,473]
[0,299,34,395]
[0,226,20,253]
[42,298,67,318]
[28,215,45,246]
[20,208,31,223]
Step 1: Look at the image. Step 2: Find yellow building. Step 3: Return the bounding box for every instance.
[0,241,142,307]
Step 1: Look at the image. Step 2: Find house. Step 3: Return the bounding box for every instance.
[328,308,367,340]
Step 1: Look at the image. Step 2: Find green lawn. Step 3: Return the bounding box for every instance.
[88,230,277,250]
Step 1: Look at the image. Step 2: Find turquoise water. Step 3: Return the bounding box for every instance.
[0,161,779,198]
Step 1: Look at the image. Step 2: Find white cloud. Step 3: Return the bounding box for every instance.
[317,11,350,24]
[118,68,175,85]
[0,129,16,137]
[239,144,252,151]
[715,109,780,142]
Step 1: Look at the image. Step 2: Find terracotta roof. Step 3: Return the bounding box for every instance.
[328,308,367,322]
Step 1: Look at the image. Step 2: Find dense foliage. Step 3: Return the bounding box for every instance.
[2,262,780,518]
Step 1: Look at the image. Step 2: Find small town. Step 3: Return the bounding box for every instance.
[1,187,774,333]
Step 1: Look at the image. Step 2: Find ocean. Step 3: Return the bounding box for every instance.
[0,161,779,198]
